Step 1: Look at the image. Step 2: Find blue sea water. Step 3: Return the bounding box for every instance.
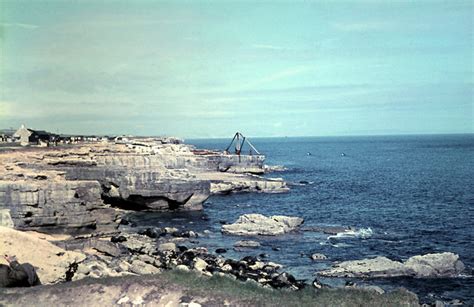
[128,134,474,303]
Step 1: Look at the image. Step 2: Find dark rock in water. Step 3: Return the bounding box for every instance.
[272,247,281,251]
[110,235,127,243]
[219,220,227,225]
[119,219,130,226]
[215,248,227,254]
[172,230,198,238]
[138,227,165,238]
[299,180,310,185]
[259,253,269,259]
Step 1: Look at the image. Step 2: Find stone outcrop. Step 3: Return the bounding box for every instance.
[0,226,86,284]
[221,214,304,236]
[0,139,287,234]
[0,179,119,233]
[318,252,465,278]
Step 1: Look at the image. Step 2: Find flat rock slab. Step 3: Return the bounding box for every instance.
[222,214,304,236]
[0,226,86,284]
[318,252,464,278]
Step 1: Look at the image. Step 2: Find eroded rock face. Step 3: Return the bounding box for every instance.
[0,180,119,233]
[0,139,283,234]
[221,214,304,236]
[318,252,465,278]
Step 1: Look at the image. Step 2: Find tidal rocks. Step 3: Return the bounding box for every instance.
[222,214,304,236]
[209,174,289,194]
[0,226,86,284]
[403,252,465,278]
[310,253,327,261]
[318,253,465,278]
[234,240,261,248]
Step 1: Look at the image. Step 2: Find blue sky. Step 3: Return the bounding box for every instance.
[0,0,472,138]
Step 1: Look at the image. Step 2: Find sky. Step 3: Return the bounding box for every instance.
[0,0,472,138]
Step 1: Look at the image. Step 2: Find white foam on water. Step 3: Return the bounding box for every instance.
[328,227,373,240]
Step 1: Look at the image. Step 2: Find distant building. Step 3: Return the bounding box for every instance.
[13,124,58,146]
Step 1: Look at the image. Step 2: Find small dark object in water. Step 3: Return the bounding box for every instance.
[119,219,129,225]
[110,235,127,243]
[201,215,210,221]
[299,180,310,185]
[219,220,227,225]
[307,152,312,156]
[215,248,227,254]
[341,153,346,157]
[259,253,269,259]
[272,247,281,251]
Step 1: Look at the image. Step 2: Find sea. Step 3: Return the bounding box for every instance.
[126,134,474,304]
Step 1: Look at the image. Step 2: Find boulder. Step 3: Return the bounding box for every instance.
[0,226,86,284]
[91,240,123,257]
[319,253,465,278]
[318,256,411,278]
[310,253,327,261]
[158,243,177,252]
[193,258,208,272]
[404,252,465,277]
[129,260,161,275]
[221,214,303,236]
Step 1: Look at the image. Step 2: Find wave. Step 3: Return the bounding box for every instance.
[327,227,373,240]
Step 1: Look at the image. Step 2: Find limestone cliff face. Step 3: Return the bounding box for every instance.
[0,140,280,234]
[0,179,118,233]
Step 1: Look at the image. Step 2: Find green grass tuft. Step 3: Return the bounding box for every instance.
[159,269,420,307]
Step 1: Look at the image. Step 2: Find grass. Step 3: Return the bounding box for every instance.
[159,269,420,307]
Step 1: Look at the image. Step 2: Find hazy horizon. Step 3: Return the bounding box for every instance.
[1,1,472,138]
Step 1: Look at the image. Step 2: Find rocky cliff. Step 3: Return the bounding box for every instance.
[0,139,287,234]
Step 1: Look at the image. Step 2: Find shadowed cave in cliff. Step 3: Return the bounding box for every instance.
[101,194,193,211]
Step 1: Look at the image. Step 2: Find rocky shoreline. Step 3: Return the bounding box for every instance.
[0,139,468,306]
